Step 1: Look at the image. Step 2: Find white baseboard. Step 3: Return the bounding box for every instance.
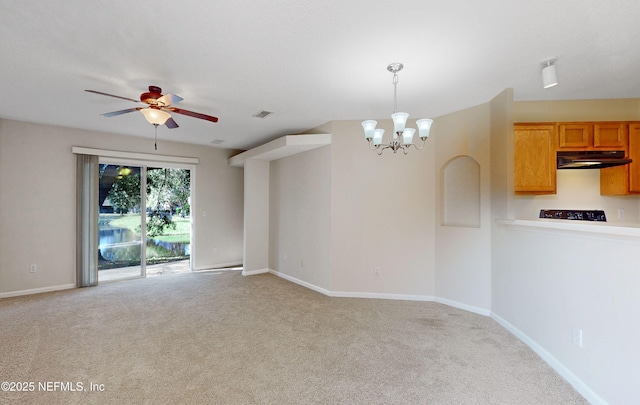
[330,290,434,301]
[435,297,491,316]
[491,312,606,405]
[193,261,243,271]
[269,269,433,302]
[242,268,270,276]
[0,283,76,299]
[269,270,333,296]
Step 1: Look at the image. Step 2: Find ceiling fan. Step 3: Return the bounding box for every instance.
[85,85,219,128]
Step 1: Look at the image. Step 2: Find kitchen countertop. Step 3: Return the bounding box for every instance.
[496,218,640,238]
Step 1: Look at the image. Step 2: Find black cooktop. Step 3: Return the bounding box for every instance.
[539,209,607,222]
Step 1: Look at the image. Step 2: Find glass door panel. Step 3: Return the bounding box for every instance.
[98,164,145,281]
[145,167,191,272]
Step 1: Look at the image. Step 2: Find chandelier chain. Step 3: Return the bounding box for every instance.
[392,72,399,114]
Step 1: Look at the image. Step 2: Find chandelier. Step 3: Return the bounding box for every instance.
[361,63,433,155]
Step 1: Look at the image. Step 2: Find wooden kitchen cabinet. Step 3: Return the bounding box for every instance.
[629,123,640,192]
[516,121,639,196]
[514,124,556,194]
[602,123,640,195]
[594,122,627,148]
[558,123,590,148]
[558,122,627,150]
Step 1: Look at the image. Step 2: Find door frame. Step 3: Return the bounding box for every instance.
[73,147,199,275]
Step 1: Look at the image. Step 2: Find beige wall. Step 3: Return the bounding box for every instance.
[243,159,270,274]
[434,102,493,313]
[492,219,640,404]
[269,145,332,289]
[0,119,244,295]
[513,98,640,122]
[269,105,499,309]
[329,120,436,296]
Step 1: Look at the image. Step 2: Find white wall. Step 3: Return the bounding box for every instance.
[266,103,499,308]
[434,103,493,313]
[269,146,331,289]
[512,169,640,222]
[492,225,640,404]
[265,120,437,298]
[243,159,270,274]
[329,120,436,297]
[0,119,244,295]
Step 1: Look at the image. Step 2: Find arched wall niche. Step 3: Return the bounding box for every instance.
[441,155,480,228]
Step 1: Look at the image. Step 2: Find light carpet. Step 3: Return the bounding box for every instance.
[0,271,587,404]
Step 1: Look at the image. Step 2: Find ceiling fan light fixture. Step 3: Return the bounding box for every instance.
[86,86,219,128]
[140,108,171,125]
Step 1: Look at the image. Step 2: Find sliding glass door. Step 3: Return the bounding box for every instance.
[95,160,192,282]
[73,147,198,285]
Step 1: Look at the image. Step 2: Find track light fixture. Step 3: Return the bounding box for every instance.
[542,59,558,89]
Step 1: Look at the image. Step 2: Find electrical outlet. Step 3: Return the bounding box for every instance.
[572,327,583,348]
[618,208,625,219]
[374,266,380,276]
[30,264,37,273]
[300,259,304,267]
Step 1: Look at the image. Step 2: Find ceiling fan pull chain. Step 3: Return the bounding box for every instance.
[154,123,158,150]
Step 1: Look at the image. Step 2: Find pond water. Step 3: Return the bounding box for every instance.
[98,225,189,267]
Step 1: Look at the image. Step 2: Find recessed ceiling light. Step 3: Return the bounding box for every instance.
[210,139,224,145]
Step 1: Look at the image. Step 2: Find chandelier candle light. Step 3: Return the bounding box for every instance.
[362,63,433,155]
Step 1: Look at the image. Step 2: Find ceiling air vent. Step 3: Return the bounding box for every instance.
[252,110,273,119]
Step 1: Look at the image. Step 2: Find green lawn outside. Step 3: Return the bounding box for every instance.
[104,214,190,243]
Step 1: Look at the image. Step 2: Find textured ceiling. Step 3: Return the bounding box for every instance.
[1,0,639,150]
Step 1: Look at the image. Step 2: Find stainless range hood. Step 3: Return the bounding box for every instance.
[557,150,632,169]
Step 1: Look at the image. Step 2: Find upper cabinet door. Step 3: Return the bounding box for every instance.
[514,124,556,194]
[558,124,590,149]
[558,122,627,149]
[594,122,627,149]
[628,123,640,193]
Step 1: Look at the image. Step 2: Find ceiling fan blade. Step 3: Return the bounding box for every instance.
[165,117,179,129]
[167,107,219,123]
[101,107,142,117]
[85,89,140,103]
[157,93,183,107]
